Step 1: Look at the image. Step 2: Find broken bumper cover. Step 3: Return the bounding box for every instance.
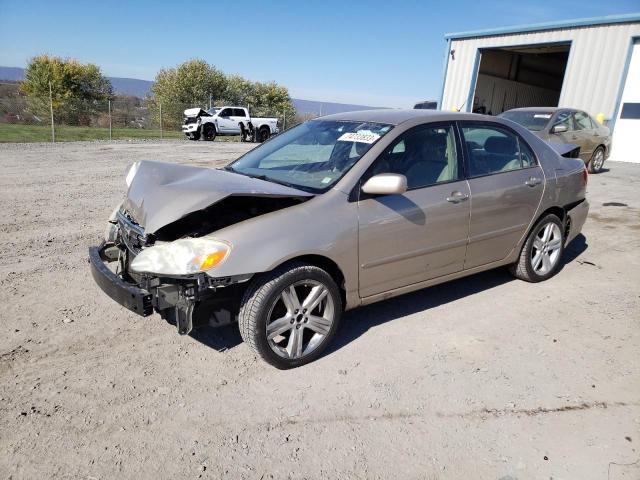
[88,242,245,335]
[566,198,589,244]
[88,245,153,317]
[182,123,199,133]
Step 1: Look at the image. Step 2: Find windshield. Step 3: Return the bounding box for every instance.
[500,111,553,131]
[226,120,393,193]
[207,107,220,115]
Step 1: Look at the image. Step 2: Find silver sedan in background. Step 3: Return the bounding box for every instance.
[90,110,589,368]
[499,107,611,173]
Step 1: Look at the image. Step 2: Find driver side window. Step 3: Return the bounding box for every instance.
[367,124,459,190]
[219,108,232,117]
[553,111,574,131]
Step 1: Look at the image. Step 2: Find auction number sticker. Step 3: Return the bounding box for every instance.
[534,114,552,119]
[338,131,380,144]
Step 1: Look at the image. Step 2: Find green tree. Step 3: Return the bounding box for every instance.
[148,58,297,132]
[20,55,112,125]
[148,59,226,128]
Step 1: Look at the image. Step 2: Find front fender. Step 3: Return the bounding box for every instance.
[203,190,360,307]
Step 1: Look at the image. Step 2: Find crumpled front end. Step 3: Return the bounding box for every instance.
[89,210,248,335]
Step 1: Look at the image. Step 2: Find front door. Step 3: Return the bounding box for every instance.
[358,123,471,298]
[460,122,544,269]
[549,110,583,159]
[216,108,235,133]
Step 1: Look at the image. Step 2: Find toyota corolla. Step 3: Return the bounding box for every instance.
[89,110,589,369]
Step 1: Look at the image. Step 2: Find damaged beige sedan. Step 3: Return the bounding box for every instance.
[89,110,589,368]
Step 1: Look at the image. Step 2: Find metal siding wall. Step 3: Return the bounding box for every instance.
[441,22,640,118]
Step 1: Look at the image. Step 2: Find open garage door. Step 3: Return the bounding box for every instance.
[471,43,570,115]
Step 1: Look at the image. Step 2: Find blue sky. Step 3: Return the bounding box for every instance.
[0,0,638,107]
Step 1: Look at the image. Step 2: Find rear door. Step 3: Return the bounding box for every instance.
[460,122,544,269]
[231,108,247,133]
[573,111,596,160]
[357,123,471,298]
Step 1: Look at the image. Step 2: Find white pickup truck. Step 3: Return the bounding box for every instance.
[182,106,279,143]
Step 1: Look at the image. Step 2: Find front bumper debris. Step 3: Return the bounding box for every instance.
[88,245,153,316]
[88,242,246,335]
[88,242,195,333]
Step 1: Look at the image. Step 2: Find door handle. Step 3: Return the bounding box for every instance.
[525,176,542,187]
[446,191,469,203]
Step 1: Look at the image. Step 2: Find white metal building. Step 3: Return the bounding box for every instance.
[439,13,640,162]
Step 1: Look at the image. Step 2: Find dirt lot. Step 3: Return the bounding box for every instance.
[0,140,639,479]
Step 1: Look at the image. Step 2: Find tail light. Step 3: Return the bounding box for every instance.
[582,166,588,186]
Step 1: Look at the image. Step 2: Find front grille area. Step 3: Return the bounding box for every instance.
[117,211,149,255]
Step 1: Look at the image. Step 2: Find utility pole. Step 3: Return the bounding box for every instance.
[159,102,163,140]
[48,80,55,143]
[282,108,286,131]
[108,99,112,141]
[209,93,212,110]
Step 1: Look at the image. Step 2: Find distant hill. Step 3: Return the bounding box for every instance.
[0,65,384,114]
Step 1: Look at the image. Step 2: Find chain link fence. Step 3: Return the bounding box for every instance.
[0,82,296,143]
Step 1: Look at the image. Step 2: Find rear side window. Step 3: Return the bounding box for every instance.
[574,111,593,130]
[233,108,245,116]
[461,125,536,176]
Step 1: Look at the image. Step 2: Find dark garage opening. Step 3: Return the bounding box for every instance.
[471,43,570,115]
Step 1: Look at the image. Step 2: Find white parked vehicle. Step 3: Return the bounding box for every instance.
[182,106,279,143]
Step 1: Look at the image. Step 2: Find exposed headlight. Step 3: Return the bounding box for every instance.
[125,161,140,187]
[130,238,231,276]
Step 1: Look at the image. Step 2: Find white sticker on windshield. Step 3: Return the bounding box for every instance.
[321,177,333,184]
[534,114,552,119]
[337,131,380,144]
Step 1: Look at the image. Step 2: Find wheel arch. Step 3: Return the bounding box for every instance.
[273,254,347,309]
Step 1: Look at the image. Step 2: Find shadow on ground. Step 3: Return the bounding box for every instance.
[190,234,588,355]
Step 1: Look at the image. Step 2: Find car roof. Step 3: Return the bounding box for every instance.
[503,107,561,113]
[318,109,483,126]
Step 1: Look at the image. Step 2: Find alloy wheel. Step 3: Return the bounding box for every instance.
[593,149,604,171]
[266,280,335,359]
[530,222,562,275]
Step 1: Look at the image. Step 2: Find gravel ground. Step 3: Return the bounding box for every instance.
[0,140,639,480]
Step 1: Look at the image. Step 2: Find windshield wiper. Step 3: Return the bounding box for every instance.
[222,166,313,193]
[247,173,299,189]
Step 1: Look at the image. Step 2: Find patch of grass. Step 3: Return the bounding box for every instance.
[0,123,185,142]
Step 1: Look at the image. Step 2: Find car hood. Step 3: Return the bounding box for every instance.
[122,160,313,234]
[183,108,209,118]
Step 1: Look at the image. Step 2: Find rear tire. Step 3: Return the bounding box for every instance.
[258,126,270,143]
[509,213,565,282]
[588,146,605,173]
[238,262,342,369]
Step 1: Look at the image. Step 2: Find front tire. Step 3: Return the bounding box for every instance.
[588,146,605,173]
[509,213,565,282]
[202,124,217,141]
[188,131,200,141]
[239,262,342,369]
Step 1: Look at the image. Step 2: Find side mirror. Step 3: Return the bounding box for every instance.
[362,173,407,196]
[551,124,568,134]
